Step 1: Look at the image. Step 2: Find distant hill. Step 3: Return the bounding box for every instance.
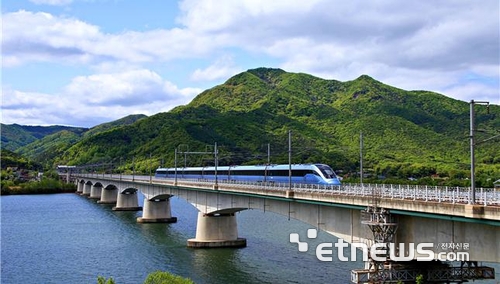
[16,130,84,167]
[1,114,147,169]
[3,68,499,186]
[1,124,87,151]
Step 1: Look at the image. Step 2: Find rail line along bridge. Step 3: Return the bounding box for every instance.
[60,168,500,284]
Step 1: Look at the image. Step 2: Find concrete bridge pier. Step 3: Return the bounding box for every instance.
[97,186,118,204]
[81,183,91,196]
[76,181,84,194]
[137,198,177,223]
[113,190,142,211]
[89,184,102,200]
[187,212,247,248]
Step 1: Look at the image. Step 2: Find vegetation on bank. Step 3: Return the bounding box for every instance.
[0,177,76,195]
[1,149,41,170]
[97,271,194,284]
[1,157,76,195]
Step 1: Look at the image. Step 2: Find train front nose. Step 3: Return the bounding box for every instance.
[328,178,341,185]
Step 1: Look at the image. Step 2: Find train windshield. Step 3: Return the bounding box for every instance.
[316,165,337,179]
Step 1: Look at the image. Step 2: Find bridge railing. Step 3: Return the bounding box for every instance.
[310,183,497,206]
[167,178,499,206]
[74,174,500,206]
[224,180,498,206]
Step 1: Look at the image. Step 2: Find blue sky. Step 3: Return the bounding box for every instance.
[2,0,499,127]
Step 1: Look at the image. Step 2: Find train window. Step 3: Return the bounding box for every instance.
[269,170,289,176]
[268,169,313,177]
[316,165,336,179]
[156,170,167,175]
[232,170,265,176]
[292,170,316,177]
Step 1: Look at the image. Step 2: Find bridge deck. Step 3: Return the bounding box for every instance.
[75,175,500,222]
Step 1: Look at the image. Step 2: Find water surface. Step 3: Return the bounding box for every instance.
[1,194,498,283]
[1,194,358,283]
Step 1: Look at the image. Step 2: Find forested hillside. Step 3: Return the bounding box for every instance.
[1,114,147,169]
[1,124,87,151]
[57,68,499,186]
[3,68,499,186]
[82,114,147,138]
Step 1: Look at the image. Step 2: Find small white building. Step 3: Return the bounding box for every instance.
[494,179,500,190]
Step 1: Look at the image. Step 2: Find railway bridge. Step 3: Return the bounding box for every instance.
[71,173,499,283]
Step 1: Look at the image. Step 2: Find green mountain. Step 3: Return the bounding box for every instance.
[1,124,87,151]
[1,115,146,169]
[4,68,499,186]
[16,130,84,168]
[0,149,41,170]
[8,114,147,168]
[83,114,147,138]
[56,68,499,186]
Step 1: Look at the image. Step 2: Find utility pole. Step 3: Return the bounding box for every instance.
[215,142,219,189]
[469,100,489,204]
[267,143,271,165]
[174,144,219,189]
[132,157,135,182]
[174,148,178,186]
[289,131,292,189]
[360,131,364,185]
[149,153,152,183]
[119,157,122,181]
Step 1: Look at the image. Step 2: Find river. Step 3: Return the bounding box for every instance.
[1,194,498,283]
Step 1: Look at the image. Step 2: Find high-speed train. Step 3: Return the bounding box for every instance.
[155,164,341,185]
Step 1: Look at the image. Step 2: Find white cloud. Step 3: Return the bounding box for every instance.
[190,55,243,82]
[5,2,497,82]
[29,0,73,6]
[2,70,202,127]
[2,10,102,66]
[65,69,165,106]
[443,83,500,105]
[178,0,322,33]
[2,0,499,127]
[177,0,498,74]
[2,10,217,67]
[2,88,72,126]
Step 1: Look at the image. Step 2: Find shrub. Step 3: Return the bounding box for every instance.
[97,276,115,284]
[143,271,194,284]
[97,271,194,284]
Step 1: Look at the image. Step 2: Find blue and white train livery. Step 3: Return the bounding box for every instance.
[155,164,341,185]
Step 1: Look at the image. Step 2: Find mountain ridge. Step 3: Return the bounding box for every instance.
[3,68,498,186]
[1,124,88,152]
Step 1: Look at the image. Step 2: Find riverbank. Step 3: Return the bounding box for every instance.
[0,178,76,195]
